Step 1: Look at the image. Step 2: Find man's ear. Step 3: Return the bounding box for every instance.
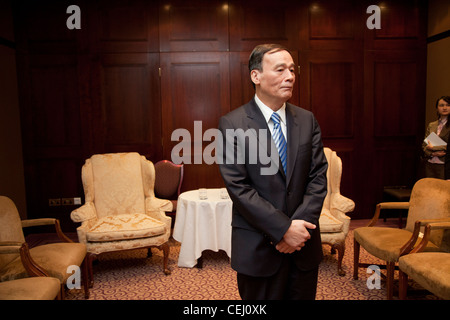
[250,69,260,86]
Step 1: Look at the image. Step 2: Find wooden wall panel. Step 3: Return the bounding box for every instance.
[373,61,419,137]
[364,0,427,50]
[305,0,363,50]
[12,0,78,54]
[310,62,354,138]
[93,0,159,53]
[160,52,230,191]
[362,49,426,216]
[228,0,299,51]
[27,56,81,149]
[300,48,365,216]
[98,53,162,159]
[159,0,229,52]
[365,50,425,140]
[16,53,84,229]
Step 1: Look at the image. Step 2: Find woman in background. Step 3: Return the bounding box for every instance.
[423,96,450,179]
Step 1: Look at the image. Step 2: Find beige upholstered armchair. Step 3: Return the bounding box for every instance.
[319,148,355,276]
[0,196,89,299]
[353,178,450,299]
[70,153,173,283]
[399,219,450,300]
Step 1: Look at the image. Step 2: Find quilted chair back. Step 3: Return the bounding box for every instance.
[82,153,151,219]
[405,178,450,251]
[0,196,25,271]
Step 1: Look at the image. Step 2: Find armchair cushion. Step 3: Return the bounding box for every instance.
[399,252,450,300]
[354,227,440,262]
[0,277,61,300]
[86,213,166,242]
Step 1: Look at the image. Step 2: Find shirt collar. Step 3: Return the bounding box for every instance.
[254,94,286,125]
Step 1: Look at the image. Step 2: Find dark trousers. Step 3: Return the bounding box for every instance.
[237,256,319,300]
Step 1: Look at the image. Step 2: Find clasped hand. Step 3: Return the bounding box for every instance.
[275,220,316,254]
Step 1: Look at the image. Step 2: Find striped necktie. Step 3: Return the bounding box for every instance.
[271,112,287,174]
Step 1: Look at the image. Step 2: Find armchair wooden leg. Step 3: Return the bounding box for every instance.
[60,283,65,300]
[160,243,171,275]
[82,257,90,299]
[399,270,408,300]
[86,253,95,288]
[386,261,395,300]
[334,242,346,276]
[353,238,360,280]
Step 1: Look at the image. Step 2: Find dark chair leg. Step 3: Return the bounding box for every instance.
[386,261,395,300]
[82,257,90,299]
[353,238,360,280]
[160,243,171,275]
[334,242,346,276]
[399,270,408,300]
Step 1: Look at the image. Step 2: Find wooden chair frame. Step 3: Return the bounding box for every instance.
[0,218,90,299]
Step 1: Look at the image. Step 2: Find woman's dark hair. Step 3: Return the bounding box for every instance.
[435,95,450,126]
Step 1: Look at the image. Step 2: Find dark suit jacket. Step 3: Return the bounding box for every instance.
[218,98,328,277]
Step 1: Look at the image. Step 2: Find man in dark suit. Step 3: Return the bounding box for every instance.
[218,44,328,300]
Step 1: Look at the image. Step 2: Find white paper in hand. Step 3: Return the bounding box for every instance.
[424,132,447,147]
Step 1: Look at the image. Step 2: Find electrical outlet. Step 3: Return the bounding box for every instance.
[49,198,61,206]
[61,198,74,205]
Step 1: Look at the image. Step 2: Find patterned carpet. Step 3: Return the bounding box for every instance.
[64,229,440,300]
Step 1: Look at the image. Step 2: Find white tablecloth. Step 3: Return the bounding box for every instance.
[172,188,232,267]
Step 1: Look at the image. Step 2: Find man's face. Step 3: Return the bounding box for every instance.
[251,49,295,109]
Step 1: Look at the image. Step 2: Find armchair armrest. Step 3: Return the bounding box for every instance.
[367,202,410,227]
[399,218,450,256]
[145,197,173,232]
[21,218,73,243]
[0,242,23,254]
[0,241,49,277]
[330,193,355,215]
[71,202,97,223]
[146,197,173,213]
[410,219,450,254]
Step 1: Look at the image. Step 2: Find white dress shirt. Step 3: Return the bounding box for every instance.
[254,94,287,142]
